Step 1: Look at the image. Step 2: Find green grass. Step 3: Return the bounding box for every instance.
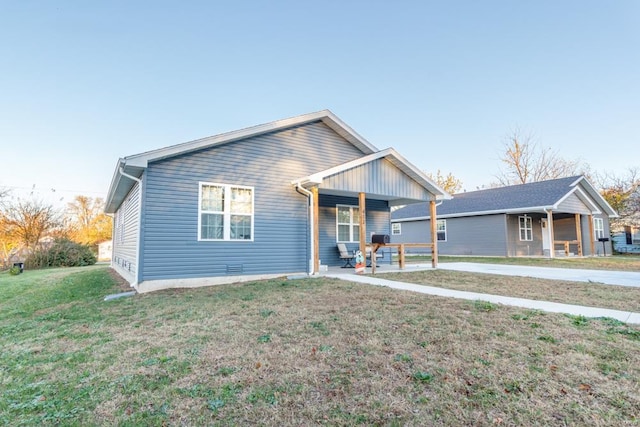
[1,266,639,425]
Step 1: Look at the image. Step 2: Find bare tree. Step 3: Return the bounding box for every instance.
[65,196,112,246]
[0,199,61,250]
[495,129,582,185]
[426,169,463,194]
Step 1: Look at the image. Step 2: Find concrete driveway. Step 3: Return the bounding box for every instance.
[438,262,640,288]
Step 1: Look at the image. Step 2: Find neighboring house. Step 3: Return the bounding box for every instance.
[98,240,113,262]
[612,226,640,254]
[105,110,449,293]
[391,176,618,257]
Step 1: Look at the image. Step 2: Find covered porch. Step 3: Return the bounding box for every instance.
[292,148,450,275]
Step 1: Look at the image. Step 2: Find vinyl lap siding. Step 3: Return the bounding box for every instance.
[318,195,390,266]
[141,121,365,281]
[393,215,508,256]
[112,181,140,283]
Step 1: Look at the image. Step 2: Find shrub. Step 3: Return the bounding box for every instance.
[25,239,97,269]
[9,266,21,275]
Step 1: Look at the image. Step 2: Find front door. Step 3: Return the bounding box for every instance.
[541,218,551,256]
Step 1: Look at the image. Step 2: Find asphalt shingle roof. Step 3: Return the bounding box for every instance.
[392,176,584,220]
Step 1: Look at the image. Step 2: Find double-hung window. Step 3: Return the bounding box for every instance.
[392,223,402,235]
[199,182,253,241]
[337,205,360,242]
[436,219,447,241]
[519,215,533,241]
[593,217,604,240]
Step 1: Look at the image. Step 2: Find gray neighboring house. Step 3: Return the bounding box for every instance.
[105,110,449,293]
[391,176,618,257]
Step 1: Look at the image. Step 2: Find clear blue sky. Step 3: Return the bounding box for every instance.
[1,1,638,207]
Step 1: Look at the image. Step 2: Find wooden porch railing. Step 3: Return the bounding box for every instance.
[553,240,582,256]
[370,243,434,273]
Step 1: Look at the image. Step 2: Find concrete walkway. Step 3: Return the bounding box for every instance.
[325,266,640,325]
[438,262,640,288]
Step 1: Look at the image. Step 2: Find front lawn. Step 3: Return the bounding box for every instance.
[1,266,639,425]
[440,255,640,271]
[377,269,640,312]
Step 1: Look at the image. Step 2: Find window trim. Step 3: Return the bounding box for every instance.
[436,219,447,242]
[198,182,254,242]
[391,222,402,235]
[593,217,605,240]
[519,215,533,241]
[336,204,360,243]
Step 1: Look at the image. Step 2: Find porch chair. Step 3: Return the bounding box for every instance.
[337,243,355,268]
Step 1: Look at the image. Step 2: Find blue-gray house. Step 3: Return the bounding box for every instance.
[391,176,618,258]
[105,110,449,293]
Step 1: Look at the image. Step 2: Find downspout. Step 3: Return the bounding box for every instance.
[295,182,315,275]
[118,166,143,289]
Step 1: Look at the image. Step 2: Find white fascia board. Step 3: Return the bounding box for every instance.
[554,186,601,214]
[571,177,619,218]
[126,110,378,168]
[384,148,452,200]
[105,158,126,213]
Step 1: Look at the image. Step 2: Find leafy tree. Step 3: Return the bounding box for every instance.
[65,196,112,246]
[427,170,463,194]
[495,129,582,185]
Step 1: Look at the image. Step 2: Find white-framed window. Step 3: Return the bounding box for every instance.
[436,219,447,241]
[199,182,254,241]
[336,205,360,242]
[593,217,605,240]
[392,222,402,235]
[519,215,533,241]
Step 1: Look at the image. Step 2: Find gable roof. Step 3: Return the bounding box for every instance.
[392,176,618,221]
[292,148,451,204]
[105,110,378,213]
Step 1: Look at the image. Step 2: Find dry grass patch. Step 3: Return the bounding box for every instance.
[1,267,639,426]
[437,255,640,271]
[377,269,640,312]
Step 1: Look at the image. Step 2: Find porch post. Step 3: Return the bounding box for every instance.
[430,200,438,268]
[312,187,320,274]
[359,192,366,258]
[575,214,583,256]
[588,214,595,256]
[547,210,555,258]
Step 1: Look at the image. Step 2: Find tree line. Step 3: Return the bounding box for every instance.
[0,194,112,269]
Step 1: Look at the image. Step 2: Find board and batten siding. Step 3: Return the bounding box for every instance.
[392,214,509,256]
[321,158,432,201]
[140,121,365,282]
[112,180,141,284]
[556,192,594,215]
[318,195,390,266]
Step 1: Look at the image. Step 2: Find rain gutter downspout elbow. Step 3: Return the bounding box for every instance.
[119,166,142,184]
